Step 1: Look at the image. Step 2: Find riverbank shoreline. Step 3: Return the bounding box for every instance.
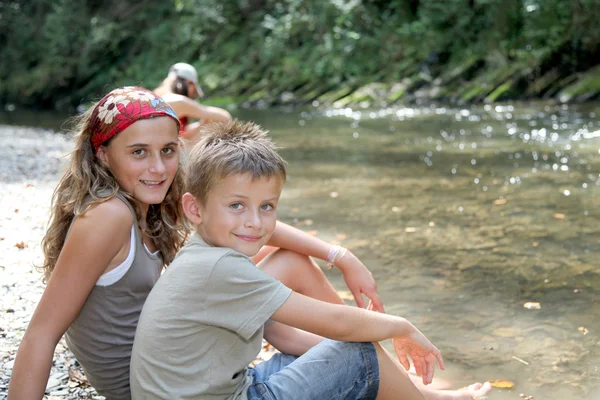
[3,2,599,112]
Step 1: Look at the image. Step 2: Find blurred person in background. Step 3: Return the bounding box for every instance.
[154,62,231,145]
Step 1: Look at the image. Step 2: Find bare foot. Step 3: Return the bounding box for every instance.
[451,382,492,399]
[420,381,492,400]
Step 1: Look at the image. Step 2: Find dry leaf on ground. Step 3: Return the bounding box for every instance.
[336,290,354,301]
[489,379,514,389]
[68,367,88,385]
[523,302,541,310]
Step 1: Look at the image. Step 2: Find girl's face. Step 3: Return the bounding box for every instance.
[187,80,203,99]
[97,117,180,215]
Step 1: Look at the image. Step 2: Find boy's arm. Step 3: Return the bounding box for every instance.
[268,221,384,311]
[263,322,324,356]
[271,292,444,385]
[272,292,410,342]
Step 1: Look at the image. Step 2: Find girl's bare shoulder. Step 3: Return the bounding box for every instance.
[74,197,134,233]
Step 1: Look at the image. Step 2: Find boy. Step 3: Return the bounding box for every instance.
[130,120,490,400]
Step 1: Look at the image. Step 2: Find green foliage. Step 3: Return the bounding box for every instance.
[1,0,599,110]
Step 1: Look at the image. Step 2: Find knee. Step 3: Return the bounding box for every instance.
[320,340,373,358]
[271,249,317,275]
[263,249,325,291]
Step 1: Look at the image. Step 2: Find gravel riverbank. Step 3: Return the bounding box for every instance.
[0,124,99,399]
[0,125,277,399]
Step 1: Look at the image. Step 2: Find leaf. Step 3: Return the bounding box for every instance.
[489,379,514,388]
[15,241,28,249]
[553,213,565,219]
[523,302,541,310]
[493,199,507,205]
[493,327,521,337]
[68,367,88,385]
[578,326,589,335]
[336,290,354,301]
[295,219,313,227]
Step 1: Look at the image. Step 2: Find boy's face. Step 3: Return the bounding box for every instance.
[196,173,283,257]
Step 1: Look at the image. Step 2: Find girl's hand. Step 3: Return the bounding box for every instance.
[392,330,445,385]
[335,251,385,312]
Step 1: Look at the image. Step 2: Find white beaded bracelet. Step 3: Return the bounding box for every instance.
[326,245,348,270]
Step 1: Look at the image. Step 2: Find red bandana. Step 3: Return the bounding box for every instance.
[89,86,180,152]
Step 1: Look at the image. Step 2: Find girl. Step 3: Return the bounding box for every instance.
[7,86,385,400]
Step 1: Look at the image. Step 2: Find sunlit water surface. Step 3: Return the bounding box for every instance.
[4,101,600,399]
[237,103,600,400]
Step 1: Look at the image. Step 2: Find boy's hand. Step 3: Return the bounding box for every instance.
[392,331,445,385]
[336,251,385,312]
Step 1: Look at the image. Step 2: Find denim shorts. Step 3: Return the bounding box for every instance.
[246,339,379,400]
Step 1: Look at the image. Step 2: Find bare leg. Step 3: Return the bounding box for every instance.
[374,342,426,400]
[375,343,491,400]
[256,248,491,399]
[257,248,343,304]
[251,245,279,265]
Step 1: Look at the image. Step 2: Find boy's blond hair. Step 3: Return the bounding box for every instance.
[186,120,287,204]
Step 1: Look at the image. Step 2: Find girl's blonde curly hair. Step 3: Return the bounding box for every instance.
[41,95,189,283]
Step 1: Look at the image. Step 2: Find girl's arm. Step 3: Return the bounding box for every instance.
[271,292,444,385]
[8,200,133,400]
[268,221,384,312]
[263,322,324,356]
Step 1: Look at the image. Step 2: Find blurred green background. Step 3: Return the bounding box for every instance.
[1,0,599,111]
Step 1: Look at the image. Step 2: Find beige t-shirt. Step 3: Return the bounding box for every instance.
[130,233,292,400]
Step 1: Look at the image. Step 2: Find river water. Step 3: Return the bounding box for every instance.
[3,102,600,399]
